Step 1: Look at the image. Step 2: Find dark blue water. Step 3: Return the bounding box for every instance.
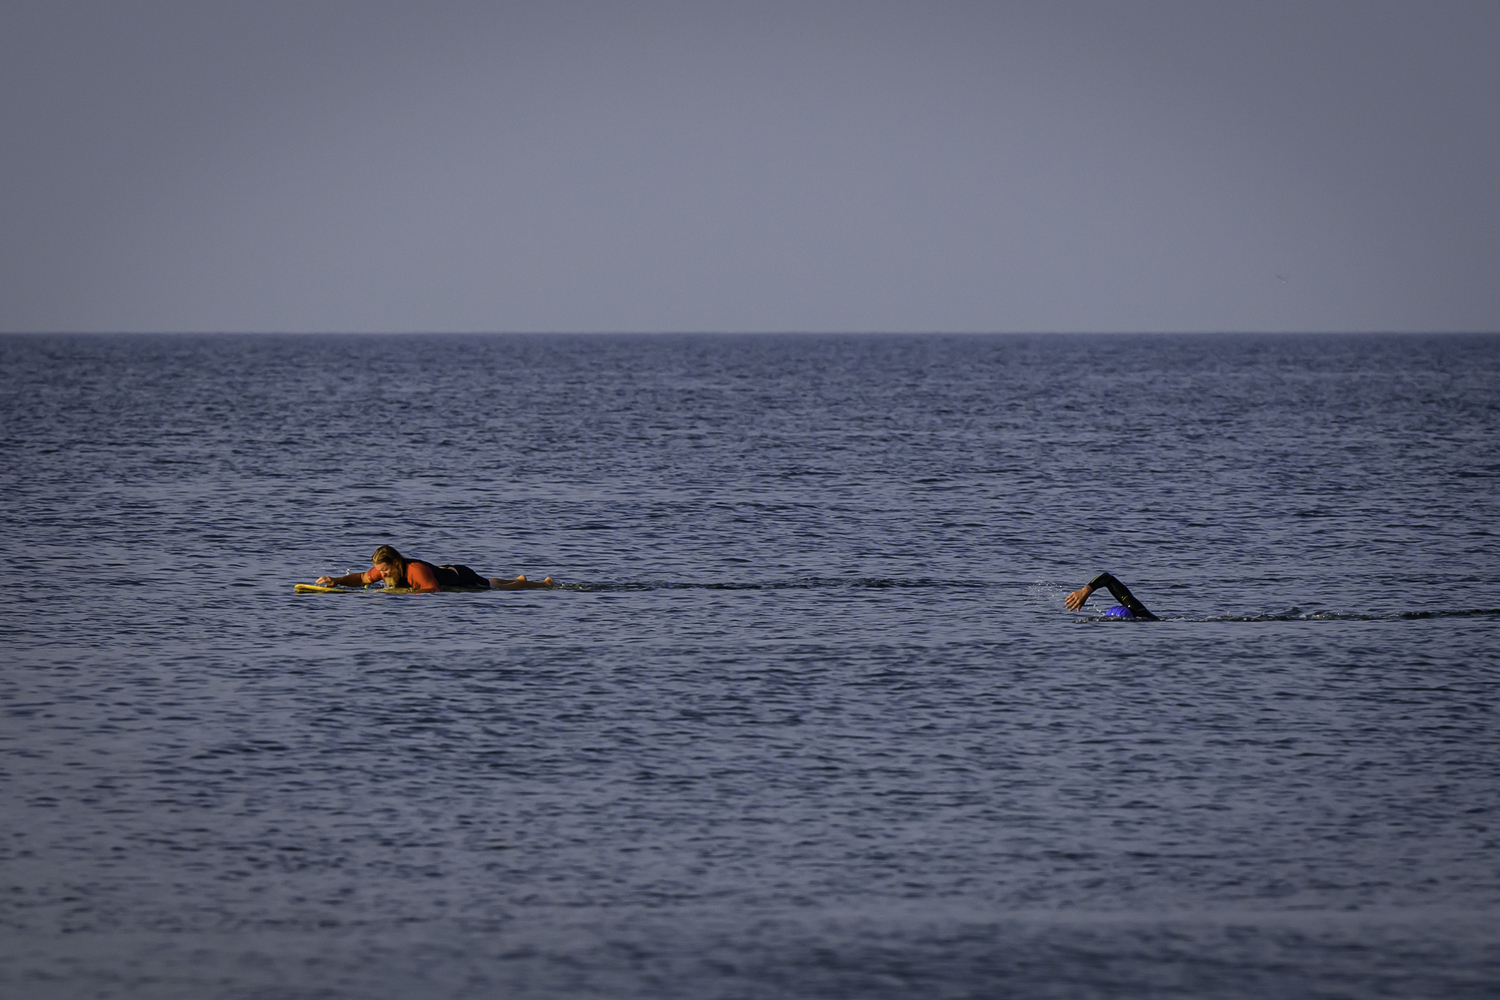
[3,333,1498,999]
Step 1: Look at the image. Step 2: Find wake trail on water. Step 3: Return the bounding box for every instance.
[1068,608,1500,623]
[1190,608,1500,623]
[1027,580,1500,624]
[558,577,987,592]
[562,583,1500,622]
[293,577,981,594]
[294,580,1499,622]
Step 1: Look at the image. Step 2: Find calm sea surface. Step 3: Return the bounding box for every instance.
[2,333,1498,998]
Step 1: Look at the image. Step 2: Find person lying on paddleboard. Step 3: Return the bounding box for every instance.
[1064,572,1158,620]
[316,545,556,592]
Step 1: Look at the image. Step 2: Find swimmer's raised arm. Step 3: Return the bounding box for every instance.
[1066,572,1158,620]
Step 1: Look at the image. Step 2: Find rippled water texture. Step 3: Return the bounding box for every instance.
[3,333,1498,998]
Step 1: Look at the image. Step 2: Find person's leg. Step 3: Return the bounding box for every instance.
[489,575,557,590]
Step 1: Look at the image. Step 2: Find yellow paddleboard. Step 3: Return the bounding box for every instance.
[294,583,361,593]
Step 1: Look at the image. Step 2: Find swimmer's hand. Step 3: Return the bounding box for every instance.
[1064,586,1093,611]
[315,576,335,586]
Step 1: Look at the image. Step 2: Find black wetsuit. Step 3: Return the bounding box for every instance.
[413,561,491,589]
[1086,572,1158,620]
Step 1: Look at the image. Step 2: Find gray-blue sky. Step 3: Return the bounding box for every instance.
[3,0,1497,332]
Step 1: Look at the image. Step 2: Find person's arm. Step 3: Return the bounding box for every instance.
[315,567,381,587]
[1065,572,1158,620]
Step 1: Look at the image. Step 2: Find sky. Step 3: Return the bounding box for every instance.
[2,0,1497,334]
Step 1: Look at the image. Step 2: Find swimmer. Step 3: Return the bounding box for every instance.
[1064,572,1158,620]
[316,545,556,592]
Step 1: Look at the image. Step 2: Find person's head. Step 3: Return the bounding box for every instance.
[371,545,405,587]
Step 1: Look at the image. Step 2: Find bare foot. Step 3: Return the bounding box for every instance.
[541,577,556,588]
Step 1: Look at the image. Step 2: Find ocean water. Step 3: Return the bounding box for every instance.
[2,332,1498,999]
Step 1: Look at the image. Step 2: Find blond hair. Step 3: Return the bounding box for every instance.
[372,545,404,566]
[371,545,406,586]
